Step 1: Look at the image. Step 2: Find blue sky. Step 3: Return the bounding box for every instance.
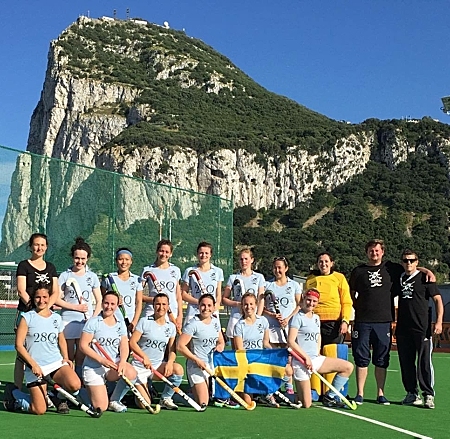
[1,0,450,151]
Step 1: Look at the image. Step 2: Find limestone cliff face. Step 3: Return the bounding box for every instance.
[27,41,138,166]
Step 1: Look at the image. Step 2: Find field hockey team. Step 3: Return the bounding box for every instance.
[3,234,443,415]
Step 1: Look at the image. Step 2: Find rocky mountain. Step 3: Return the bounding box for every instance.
[3,15,450,278]
[26,16,450,211]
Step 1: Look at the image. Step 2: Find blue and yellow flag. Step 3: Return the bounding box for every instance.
[213,349,288,399]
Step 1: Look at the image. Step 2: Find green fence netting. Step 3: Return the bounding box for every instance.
[0,145,233,347]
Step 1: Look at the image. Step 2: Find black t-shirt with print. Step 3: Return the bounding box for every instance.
[16,259,57,311]
[395,271,440,336]
[349,260,403,323]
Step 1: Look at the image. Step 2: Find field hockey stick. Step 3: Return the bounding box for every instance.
[287,347,357,410]
[145,272,181,334]
[273,390,302,409]
[66,277,88,320]
[20,357,102,418]
[263,291,302,409]
[106,274,130,327]
[264,291,356,410]
[232,278,246,302]
[188,269,208,295]
[132,353,206,412]
[203,366,256,411]
[92,339,161,414]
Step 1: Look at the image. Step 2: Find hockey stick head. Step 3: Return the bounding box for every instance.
[188,269,208,295]
[232,278,245,298]
[264,290,281,314]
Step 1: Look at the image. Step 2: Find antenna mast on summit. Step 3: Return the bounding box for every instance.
[126,8,130,19]
[113,9,117,19]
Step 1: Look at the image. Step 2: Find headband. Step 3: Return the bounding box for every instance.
[304,289,320,299]
[116,249,132,258]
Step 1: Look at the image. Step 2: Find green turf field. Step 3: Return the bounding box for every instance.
[0,350,448,439]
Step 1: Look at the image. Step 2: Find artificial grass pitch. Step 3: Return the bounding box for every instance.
[0,351,448,439]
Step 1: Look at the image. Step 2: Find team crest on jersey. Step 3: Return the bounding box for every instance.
[210,272,217,281]
[401,282,414,299]
[214,322,220,331]
[86,276,94,287]
[286,287,292,295]
[130,280,136,290]
[170,270,177,278]
[368,270,382,288]
[252,276,258,285]
[53,319,59,328]
[164,326,172,337]
[35,272,50,284]
[257,323,264,333]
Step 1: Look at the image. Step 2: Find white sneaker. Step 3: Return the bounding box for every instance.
[424,395,435,409]
[108,400,127,413]
[401,392,422,406]
[161,397,178,410]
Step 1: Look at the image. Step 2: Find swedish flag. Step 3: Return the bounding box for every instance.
[213,349,288,399]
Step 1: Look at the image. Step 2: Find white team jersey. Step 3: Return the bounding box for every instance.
[265,278,302,329]
[82,313,128,368]
[141,264,181,317]
[102,272,143,321]
[233,315,269,350]
[131,316,176,366]
[226,271,265,316]
[23,310,64,367]
[182,264,224,321]
[290,310,321,359]
[59,269,100,323]
[183,315,221,363]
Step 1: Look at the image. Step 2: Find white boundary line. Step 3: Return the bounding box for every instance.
[319,407,433,439]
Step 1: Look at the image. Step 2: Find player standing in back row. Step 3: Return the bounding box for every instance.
[141,239,183,333]
[222,248,265,348]
[181,242,223,324]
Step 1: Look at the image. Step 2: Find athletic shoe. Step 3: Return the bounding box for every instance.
[353,395,364,405]
[377,395,390,405]
[223,399,240,409]
[401,392,422,406]
[263,394,280,408]
[3,383,18,412]
[213,398,227,407]
[161,397,179,410]
[108,400,127,413]
[424,395,435,409]
[322,393,345,408]
[311,389,320,402]
[57,401,70,414]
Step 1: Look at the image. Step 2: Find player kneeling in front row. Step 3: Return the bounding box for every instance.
[288,288,353,408]
[79,291,137,413]
[129,293,184,410]
[5,283,81,415]
[177,294,225,408]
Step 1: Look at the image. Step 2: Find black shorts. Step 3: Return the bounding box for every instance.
[320,320,345,346]
[351,322,391,368]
